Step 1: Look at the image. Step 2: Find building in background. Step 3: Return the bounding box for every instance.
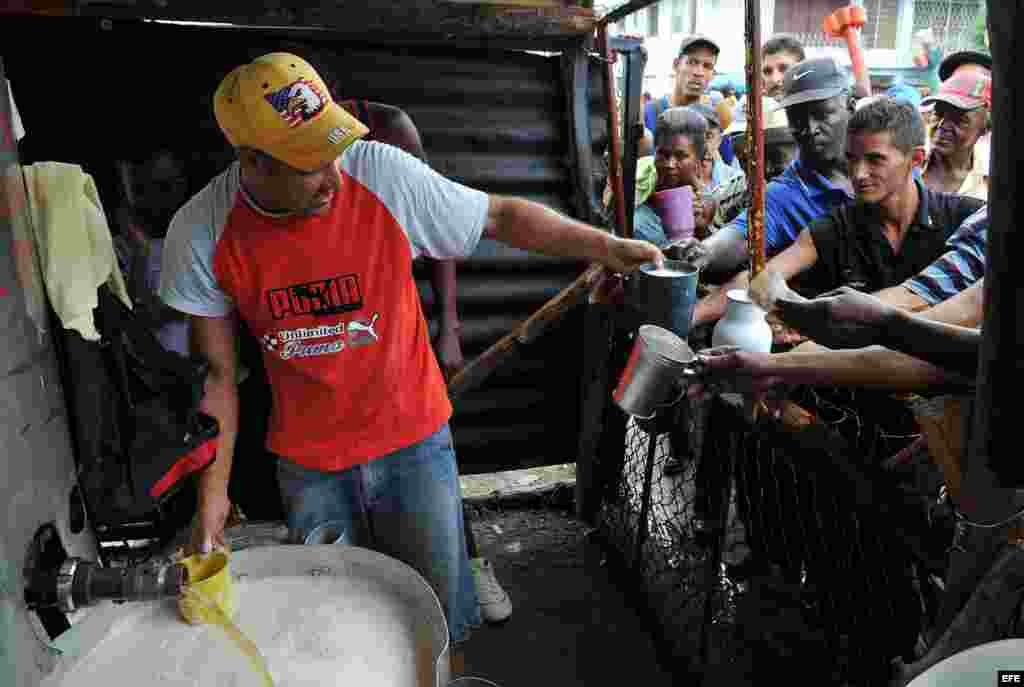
[604,0,984,99]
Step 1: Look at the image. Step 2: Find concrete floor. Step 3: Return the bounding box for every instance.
[459,506,674,687]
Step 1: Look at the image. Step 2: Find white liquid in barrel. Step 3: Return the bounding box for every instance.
[57,576,422,687]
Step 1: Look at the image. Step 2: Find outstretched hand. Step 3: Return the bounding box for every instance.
[662,237,710,271]
[748,268,806,313]
[774,286,899,350]
[605,236,664,274]
[686,345,785,401]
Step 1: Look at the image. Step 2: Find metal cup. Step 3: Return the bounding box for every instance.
[626,260,700,340]
[613,325,697,419]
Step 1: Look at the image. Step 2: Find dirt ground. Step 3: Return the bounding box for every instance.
[459,502,674,687]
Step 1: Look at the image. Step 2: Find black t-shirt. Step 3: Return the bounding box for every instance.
[797,179,985,297]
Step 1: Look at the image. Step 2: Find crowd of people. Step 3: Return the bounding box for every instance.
[629,27,1000,662]
[626,29,991,358]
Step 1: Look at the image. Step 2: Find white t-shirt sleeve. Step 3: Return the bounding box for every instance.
[158,168,238,318]
[340,141,488,260]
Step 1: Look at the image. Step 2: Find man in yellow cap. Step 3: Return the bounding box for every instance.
[159,52,660,657]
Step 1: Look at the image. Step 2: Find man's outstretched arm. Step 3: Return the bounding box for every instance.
[483,195,662,273]
[774,283,984,376]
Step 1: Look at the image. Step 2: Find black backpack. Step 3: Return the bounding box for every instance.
[59,284,219,529]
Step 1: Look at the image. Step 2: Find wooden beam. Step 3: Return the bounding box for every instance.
[447,263,603,399]
[73,1,597,43]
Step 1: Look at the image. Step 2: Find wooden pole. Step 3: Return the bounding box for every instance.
[447,263,604,400]
[744,0,766,277]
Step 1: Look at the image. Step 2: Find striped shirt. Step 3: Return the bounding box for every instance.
[903,206,988,306]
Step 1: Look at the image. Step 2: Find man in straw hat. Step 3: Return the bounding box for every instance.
[159,52,661,663]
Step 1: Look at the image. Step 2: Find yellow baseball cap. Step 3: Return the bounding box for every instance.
[214,52,369,172]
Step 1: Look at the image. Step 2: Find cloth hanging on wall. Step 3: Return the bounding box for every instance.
[21,161,131,340]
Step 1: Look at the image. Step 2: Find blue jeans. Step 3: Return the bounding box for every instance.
[276,424,481,644]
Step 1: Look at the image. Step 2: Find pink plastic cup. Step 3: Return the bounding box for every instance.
[649,185,695,241]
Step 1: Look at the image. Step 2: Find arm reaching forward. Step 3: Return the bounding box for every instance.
[483,195,663,274]
[775,285,981,378]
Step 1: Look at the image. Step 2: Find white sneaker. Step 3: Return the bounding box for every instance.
[471,557,512,624]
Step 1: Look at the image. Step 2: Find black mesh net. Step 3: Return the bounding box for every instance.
[597,335,954,686]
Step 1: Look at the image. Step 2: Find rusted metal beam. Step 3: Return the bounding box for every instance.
[599,24,629,237]
[744,0,766,277]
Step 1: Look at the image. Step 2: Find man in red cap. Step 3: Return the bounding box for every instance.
[920,69,991,200]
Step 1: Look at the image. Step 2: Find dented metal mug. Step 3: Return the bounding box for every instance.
[613,325,698,419]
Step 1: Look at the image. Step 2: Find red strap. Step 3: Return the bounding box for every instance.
[149,439,218,498]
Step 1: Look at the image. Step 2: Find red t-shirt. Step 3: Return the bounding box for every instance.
[160,141,488,471]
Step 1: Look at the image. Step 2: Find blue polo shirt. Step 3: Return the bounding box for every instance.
[730,158,854,256]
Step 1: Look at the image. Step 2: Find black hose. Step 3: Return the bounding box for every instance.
[68,560,187,610]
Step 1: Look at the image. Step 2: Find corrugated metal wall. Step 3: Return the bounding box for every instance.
[2,15,611,475]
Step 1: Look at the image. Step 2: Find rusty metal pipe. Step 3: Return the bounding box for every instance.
[744,0,766,277]
[599,23,629,238]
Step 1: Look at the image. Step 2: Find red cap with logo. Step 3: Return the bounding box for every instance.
[921,71,991,111]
